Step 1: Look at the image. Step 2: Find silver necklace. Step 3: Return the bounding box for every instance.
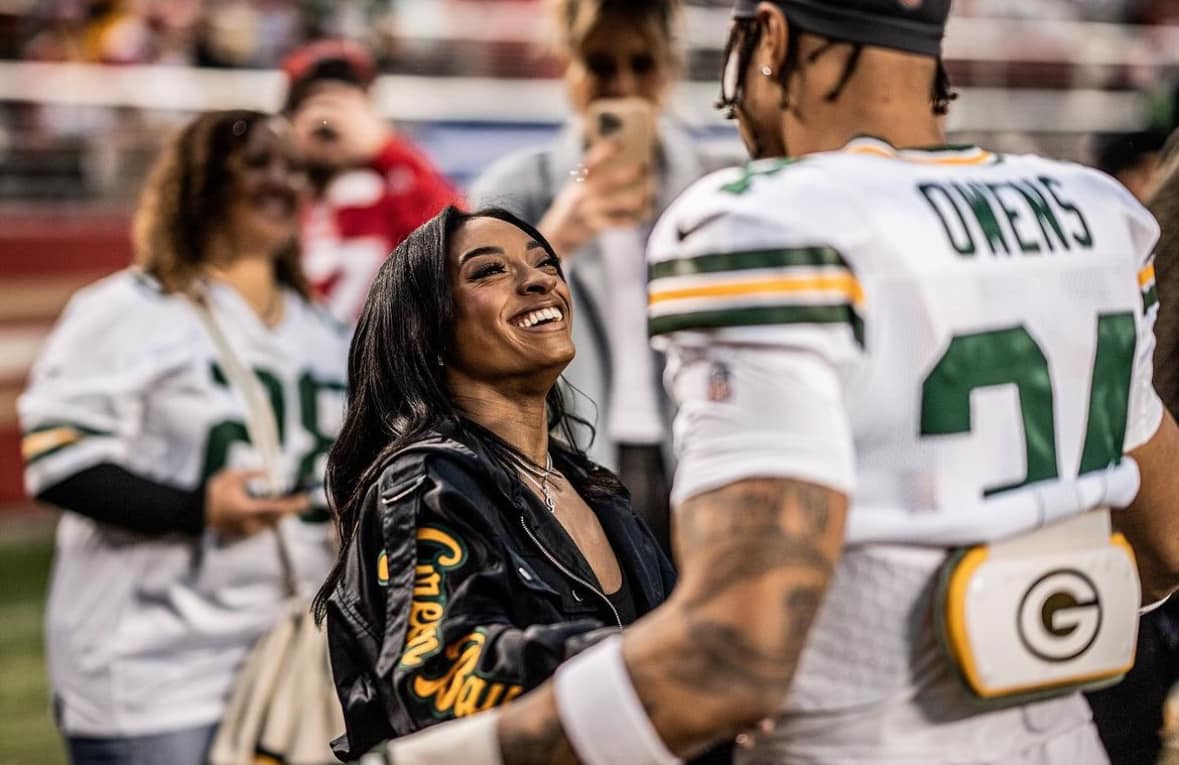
[514,453,556,513]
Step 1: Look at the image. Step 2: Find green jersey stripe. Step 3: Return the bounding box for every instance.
[649,247,849,281]
[22,422,113,466]
[1143,284,1159,312]
[24,422,112,439]
[649,303,865,346]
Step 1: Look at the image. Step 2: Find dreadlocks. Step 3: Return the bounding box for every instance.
[718,16,957,120]
[932,60,956,115]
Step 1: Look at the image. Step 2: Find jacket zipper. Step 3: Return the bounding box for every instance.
[520,516,623,631]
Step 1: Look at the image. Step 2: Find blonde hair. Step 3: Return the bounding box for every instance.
[132,109,309,297]
[548,0,681,62]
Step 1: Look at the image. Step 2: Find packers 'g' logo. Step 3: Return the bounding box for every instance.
[1017,569,1102,663]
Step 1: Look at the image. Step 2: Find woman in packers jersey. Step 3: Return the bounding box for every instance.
[18,109,349,765]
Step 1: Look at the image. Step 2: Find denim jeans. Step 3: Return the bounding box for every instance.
[65,723,217,765]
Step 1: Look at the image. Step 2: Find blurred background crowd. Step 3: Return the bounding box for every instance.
[2,1,1179,763]
[0,0,1177,201]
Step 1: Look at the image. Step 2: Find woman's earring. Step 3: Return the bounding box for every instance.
[760,65,774,78]
[436,356,445,368]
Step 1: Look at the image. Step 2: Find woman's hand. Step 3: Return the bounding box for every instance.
[204,468,310,538]
[538,140,656,258]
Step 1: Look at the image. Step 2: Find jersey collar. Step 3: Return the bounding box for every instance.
[842,135,998,166]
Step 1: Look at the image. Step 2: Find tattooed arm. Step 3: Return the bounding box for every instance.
[386,337,856,764]
[495,476,848,763]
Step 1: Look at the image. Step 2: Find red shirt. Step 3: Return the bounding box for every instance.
[302,135,462,323]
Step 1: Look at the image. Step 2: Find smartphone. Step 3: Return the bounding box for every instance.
[585,97,655,175]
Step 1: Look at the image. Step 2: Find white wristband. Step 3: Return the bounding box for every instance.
[554,634,682,765]
[383,707,504,765]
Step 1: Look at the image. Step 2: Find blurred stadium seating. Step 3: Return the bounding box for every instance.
[0,0,1176,506]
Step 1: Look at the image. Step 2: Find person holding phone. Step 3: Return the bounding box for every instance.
[283,39,462,325]
[469,0,725,552]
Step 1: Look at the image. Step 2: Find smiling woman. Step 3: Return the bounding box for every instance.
[315,206,677,759]
[447,216,576,400]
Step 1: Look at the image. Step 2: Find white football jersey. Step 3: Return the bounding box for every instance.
[19,270,349,736]
[648,137,1162,763]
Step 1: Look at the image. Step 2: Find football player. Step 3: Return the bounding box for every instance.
[382,2,1179,763]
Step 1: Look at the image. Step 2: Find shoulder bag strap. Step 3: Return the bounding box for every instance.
[187,287,299,597]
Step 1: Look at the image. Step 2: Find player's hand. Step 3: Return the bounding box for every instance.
[204,468,310,539]
[538,140,656,258]
[290,82,388,169]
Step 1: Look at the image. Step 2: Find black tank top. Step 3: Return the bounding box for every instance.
[604,565,638,626]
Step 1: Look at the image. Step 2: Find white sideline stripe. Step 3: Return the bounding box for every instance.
[687,7,1179,66]
[297,1,1179,69]
[0,62,1151,133]
[946,87,1148,133]
[0,325,48,382]
[943,16,1179,67]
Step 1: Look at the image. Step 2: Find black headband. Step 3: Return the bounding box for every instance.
[731,0,950,57]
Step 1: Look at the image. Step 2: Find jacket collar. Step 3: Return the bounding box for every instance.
[562,459,668,614]
[419,423,669,612]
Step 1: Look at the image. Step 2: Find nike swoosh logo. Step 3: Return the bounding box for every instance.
[676,212,726,242]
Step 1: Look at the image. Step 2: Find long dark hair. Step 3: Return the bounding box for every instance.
[313,206,598,620]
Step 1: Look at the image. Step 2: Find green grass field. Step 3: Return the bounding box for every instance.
[0,533,66,765]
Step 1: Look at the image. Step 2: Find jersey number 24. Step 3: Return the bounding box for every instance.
[921,313,1135,496]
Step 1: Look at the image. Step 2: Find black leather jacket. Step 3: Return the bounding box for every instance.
[325,430,676,760]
